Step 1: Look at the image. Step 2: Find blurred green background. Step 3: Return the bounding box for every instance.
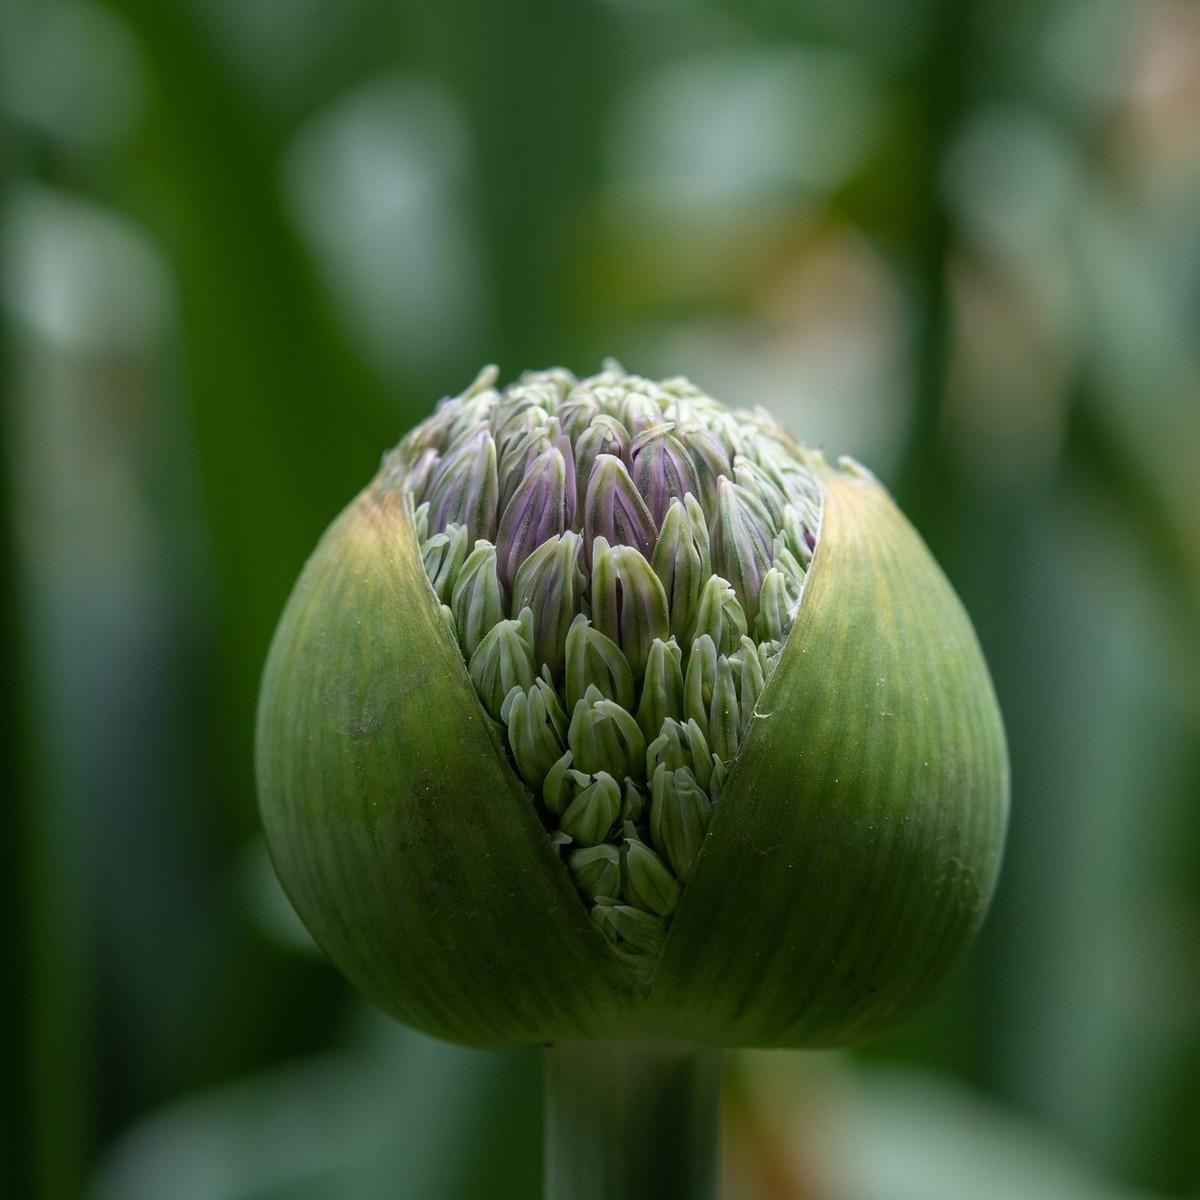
[3,0,1199,1197]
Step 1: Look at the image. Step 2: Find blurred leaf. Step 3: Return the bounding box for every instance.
[90,1025,541,1200]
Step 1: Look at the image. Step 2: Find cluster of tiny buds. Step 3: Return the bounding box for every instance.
[389,362,823,981]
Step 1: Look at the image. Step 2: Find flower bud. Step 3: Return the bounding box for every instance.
[591,538,670,677]
[621,779,648,825]
[420,522,470,603]
[627,425,701,528]
[573,415,628,516]
[711,476,774,622]
[728,636,765,737]
[646,717,714,793]
[676,425,730,513]
[583,455,656,564]
[568,686,646,782]
[689,574,747,655]
[258,362,1008,1050]
[618,390,661,435]
[649,764,712,883]
[501,678,567,790]
[560,770,622,847]
[425,429,499,543]
[563,614,635,712]
[708,656,739,763]
[620,834,680,916]
[591,901,668,959]
[636,637,684,742]
[557,391,600,441]
[496,447,568,589]
[511,532,585,680]
[468,617,535,719]
[569,843,621,903]
[754,566,798,644]
[651,496,711,642]
[451,541,505,657]
[683,634,718,741]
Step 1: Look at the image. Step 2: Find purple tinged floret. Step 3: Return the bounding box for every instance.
[495,447,569,589]
[583,456,657,564]
[403,362,824,973]
[627,425,702,528]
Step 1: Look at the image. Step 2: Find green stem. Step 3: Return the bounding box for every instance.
[543,1041,722,1200]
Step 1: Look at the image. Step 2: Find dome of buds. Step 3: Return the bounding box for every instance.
[396,364,823,980]
[257,363,1008,1050]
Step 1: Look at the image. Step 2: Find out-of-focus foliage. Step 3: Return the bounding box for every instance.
[3,0,1198,1197]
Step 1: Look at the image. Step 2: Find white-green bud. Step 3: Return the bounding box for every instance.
[560,771,622,846]
[425,429,499,544]
[621,835,680,916]
[621,778,648,824]
[649,763,713,882]
[468,617,536,719]
[421,522,470,603]
[511,531,585,680]
[412,499,431,542]
[636,637,685,743]
[729,636,766,737]
[501,678,568,790]
[591,900,668,956]
[689,574,747,656]
[567,686,647,782]
[646,717,713,792]
[708,656,740,763]
[451,541,505,657]
[591,538,670,678]
[569,843,621,903]
[755,567,798,643]
[651,496,711,642]
[683,634,719,742]
[563,614,635,713]
[712,478,775,623]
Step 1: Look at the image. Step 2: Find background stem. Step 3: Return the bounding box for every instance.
[543,1041,722,1200]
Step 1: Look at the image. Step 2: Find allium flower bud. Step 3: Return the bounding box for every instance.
[628,425,701,528]
[424,428,499,544]
[560,770,622,847]
[468,615,535,718]
[511,532,585,680]
[689,575,747,655]
[584,456,656,563]
[651,496,711,641]
[496,447,568,588]
[650,763,713,883]
[563,614,635,712]
[568,686,646,782]
[501,678,567,790]
[620,833,681,917]
[711,476,775,622]
[590,538,671,677]
[258,363,1008,1049]
[636,637,684,742]
[569,843,621,903]
[450,541,505,657]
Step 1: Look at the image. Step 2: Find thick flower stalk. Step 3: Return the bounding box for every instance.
[398,364,822,981]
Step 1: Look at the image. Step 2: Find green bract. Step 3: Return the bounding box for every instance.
[256,364,1008,1047]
